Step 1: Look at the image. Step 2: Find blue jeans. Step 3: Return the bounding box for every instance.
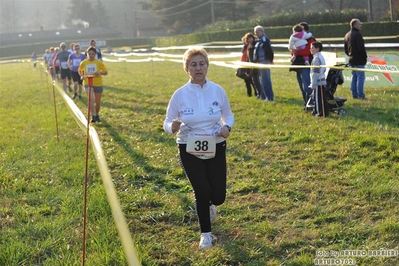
[259,60,274,100]
[351,65,365,98]
[296,68,312,104]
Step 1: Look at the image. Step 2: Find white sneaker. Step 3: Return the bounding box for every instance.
[209,204,217,223]
[199,232,214,250]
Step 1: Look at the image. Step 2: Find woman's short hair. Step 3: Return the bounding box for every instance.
[86,46,97,54]
[243,32,255,44]
[183,47,209,71]
[254,25,264,33]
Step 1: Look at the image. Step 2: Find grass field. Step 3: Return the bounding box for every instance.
[1,55,399,266]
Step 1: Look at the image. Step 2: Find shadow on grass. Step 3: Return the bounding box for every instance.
[280,93,399,127]
[344,104,399,127]
[97,118,176,170]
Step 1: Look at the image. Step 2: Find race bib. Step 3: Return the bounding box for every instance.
[72,59,81,67]
[186,134,216,159]
[61,62,68,69]
[85,64,97,75]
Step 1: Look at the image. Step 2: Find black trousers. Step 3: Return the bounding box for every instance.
[244,78,256,97]
[313,85,329,117]
[178,141,227,233]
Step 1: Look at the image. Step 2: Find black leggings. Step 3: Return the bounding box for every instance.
[178,141,227,233]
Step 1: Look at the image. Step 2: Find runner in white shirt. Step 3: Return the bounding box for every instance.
[164,47,234,250]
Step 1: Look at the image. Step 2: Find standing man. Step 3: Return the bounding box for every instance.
[254,25,274,102]
[344,18,367,99]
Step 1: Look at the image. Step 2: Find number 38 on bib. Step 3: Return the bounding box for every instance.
[186,134,216,159]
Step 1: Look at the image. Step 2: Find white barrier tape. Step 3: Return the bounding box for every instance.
[0,59,27,64]
[46,70,141,266]
[229,61,399,74]
[101,53,399,75]
[103,51,245,59]
[102,37,398,53]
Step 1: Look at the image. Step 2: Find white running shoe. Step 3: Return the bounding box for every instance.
[209,204,217,223]
[199,232,214,250]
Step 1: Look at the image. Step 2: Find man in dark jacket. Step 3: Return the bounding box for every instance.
[344,18,368,99]
[254,25,274,102]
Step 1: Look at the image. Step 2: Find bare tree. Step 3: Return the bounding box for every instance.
[0,0,19,33]
[323,0,345,10]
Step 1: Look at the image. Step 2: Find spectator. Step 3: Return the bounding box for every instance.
[78,46,108,122]
[254,25,274,102]
[310,41,328,117]
[291,22,315,108]
[237,35,257,97]
[288,24,313,65]
[344,18,367,99]
[163,47,234,250]
[244,32,262,97]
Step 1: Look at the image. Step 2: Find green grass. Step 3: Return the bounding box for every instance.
[1,56,399,266]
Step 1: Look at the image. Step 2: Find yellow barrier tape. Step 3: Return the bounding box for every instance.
[45,64,141,266]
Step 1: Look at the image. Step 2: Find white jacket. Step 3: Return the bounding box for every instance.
[164,79,235,144]
[310,52,327,89]
[288,31,312,51]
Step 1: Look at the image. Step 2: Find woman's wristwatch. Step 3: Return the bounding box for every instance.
[224,125,231,132]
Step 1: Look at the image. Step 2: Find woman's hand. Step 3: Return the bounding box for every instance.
[217,126,230,138]
[171,120,182,133]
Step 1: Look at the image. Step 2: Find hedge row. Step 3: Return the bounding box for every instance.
[153,21,398,47]
[202,9,370,32]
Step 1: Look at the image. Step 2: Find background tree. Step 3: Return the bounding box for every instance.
[321,0,347,10]
[0,0,19,33]
[95,0,111,27]
[140,0,255,34]
[68,0,110,28]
